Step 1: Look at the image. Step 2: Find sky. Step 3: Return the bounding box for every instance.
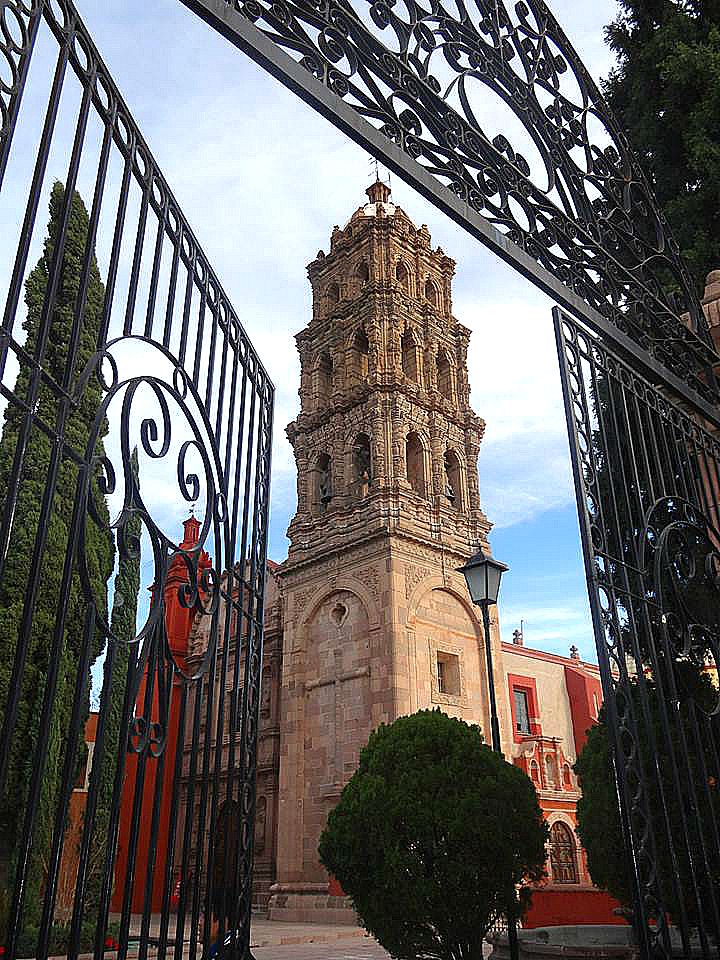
[0,0,624,661]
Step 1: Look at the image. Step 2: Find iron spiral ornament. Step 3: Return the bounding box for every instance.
[217,0,718,397]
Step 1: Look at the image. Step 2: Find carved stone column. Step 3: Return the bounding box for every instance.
[430,423,444,499]
[371,399,388,486]
[391,396,406,484]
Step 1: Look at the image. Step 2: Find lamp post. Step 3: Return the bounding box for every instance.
[457,547,519,960]
[457,548,507,752]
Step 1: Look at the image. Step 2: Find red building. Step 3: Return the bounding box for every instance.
[112,515,210,913]
[502,635,624,928]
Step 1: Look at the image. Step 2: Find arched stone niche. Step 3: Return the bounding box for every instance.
[444,448,464,508]
[300,588,372,879]
[310,451,333,516]
[407,581,487,725]
[401,327,419,383]
[350,432,372,498]
[436,350,454,401]
[313,352,333,409]
[406,430,429,497]
[351,326,369,382]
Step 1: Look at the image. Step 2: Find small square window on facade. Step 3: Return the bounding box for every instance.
[429,640,466,706]
[436,651,461,697]
[514,688,531,735]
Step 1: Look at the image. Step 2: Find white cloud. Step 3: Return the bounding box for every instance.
[499,600,594,661]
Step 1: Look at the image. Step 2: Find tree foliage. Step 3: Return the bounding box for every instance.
[604,0,720,294]
[0,182,114,928]
[318,709,548,960]
[85,448,141,912]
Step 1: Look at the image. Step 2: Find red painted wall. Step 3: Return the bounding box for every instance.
[112,517,210,913]
[564,666,602,757]
[55,714,99,919]
[524,889,626,928]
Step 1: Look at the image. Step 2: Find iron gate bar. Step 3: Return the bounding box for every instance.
[179,0,720,405]
[555,305,720,958]
[0,1,274,958]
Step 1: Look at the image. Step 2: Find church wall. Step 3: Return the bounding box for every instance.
[271,541,395,920]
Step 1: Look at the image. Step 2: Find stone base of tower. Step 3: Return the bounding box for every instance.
[266,883,356,924]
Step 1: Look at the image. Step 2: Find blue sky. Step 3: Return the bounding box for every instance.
[2,0,624,661]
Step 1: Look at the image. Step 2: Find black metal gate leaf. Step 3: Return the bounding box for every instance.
[0,3,273,960]
[555,307,720,959]
[180,0,716,402]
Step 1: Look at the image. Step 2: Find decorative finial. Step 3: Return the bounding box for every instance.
[570,644,580,660]
[366,157,392,205]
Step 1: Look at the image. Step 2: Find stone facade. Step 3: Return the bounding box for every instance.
[268,181,510,921]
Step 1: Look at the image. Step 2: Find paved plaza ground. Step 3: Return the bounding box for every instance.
[249,918,390,957]
[252,938,390,960]
[122,915,492,958]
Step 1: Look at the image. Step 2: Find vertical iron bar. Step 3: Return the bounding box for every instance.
[0,2,43,188]
[552,308,659,960]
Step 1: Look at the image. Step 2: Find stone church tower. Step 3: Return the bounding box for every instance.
[268,181,513,921]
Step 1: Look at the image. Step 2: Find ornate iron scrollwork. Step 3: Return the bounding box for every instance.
[76,338,228,758]
[194,0,719,400]
[642,497,720,716]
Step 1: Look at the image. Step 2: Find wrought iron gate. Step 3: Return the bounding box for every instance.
[176,0,720,953]
[556,307,720,958]
[0,3,273,960]
[2,0,720,957]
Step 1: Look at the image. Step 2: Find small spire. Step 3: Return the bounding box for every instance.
[366,171,392,205]
[570,644,580,661]
[182,507,201,547]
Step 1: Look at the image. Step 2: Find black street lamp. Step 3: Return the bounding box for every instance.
[457,549,508,753]
[457,547,519,960]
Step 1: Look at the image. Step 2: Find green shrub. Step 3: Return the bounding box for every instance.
[319,709,548,960]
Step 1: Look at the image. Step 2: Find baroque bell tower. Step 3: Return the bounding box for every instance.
[269,182,511,921]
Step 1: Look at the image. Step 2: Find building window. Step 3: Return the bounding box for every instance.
[395,260,410,291]
[436,652,460,697]
[351,433,372,497]
[401,328,418,382]
[352,327,369,381]
[514,688,531,735]
[313,452,332,514]
[549,822,579,884]
[406,431,426,497]
[314,352,333,407]
[437,351,453,401]
[443,449,462,508]
[424,278,438,306]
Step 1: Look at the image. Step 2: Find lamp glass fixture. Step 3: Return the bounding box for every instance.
[457,549,508,605]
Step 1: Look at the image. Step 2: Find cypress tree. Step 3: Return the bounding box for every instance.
[85,448,141,912]
[0,181,115,930]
